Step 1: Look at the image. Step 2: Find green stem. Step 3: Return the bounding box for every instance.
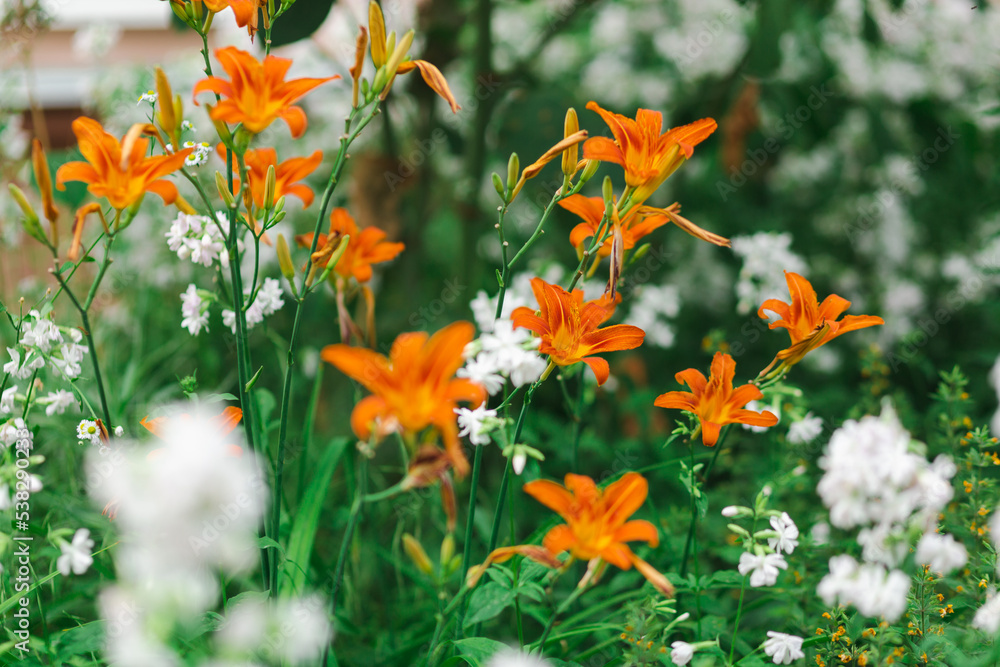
[454,443,485,639]
[535,584,587,653]
[729,513,758,665]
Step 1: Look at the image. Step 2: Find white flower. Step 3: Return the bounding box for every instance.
[180,284,209,336]
[181,120,195,132]
[485,648,553,667]
[509,351,547,387]
[973,590,1000,634]
[184,141,211,167]
[455,405,498,446]
[738,552,788,587]
[762,631,805,664]
[137,90,157,105]
[77,420,101,445]
[44,390,76,416]
[721,506,740,517]
[115,426,125,437]
[222,309,237,333]
[457,354,505,395]
[767,512,799,555]
[188,233,224,267]
[512,451,527,475]
[0,418,27,447]
[256,278,285,316]
[915,531,967,575]
[1,385,17,413]
[817,555,910,621]
[57,528,95,576]
[0,484,10,510]
[4,347,45,379]
[788,412,823,443]
[669,641,695,666]
[52,343,88,379]
[20,314,63,351]
[219,595,331,665]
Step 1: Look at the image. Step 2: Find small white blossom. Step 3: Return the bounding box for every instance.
[817,555,910,621]
[738,552,788,587]
[915,531,967,575]
[188,233,225,267]
[77,420,101,445]
[762,631,805,665]
[115,425,124,437]
[457,354,505,395]
[767,512,799,555]
[721,506,740,517]
[1,385,17,413]
[455,405,498,446]
[44,390,76,416]
[669,641,695,666]
[788,412,823,444]
[57,528,95,576]
[512,451,527,475]
[4,347,45,379]
[20,313,63,351]
[180,284,210,336]
[137,90,157,105]
[485,648,553,667]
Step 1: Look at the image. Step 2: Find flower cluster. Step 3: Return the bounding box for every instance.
[3,310,89,387]
[222,278,285,333]
[166,212,238,267]
[459,319,548,395]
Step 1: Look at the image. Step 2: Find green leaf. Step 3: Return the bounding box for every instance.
[205,393,239,403]
[463,583,515,628]
[245,366,264,392]
[0,570,60,615]
[452,637,509,665]
[258,535,284,554]
[225,590,270,611]
[54,621,105,660]
[279,438,349,596]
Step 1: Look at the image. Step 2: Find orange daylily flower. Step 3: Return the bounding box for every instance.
[55,117,193,211]
[758,271,885,369]
[193,46,338,138]
[219,145,323,210]
[295,207,404,283]
[511,277,644,385]
[583,101,717,205]
[320,321,487,476]
[172,0,260,31]
[561,194,673,257]
[654,352,778,447]
[470,473,674,597]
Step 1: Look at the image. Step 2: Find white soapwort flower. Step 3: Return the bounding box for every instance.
[915,531,967,575]
[57,528,95,576]
[973,590,1000,634]
[457,354,505,395]
[44,390,76,416]
[669,641,695,666]
[455,405,498,446]
[738,552,788,587]
[180,284,209,337]
[762,631,805,664]
[788,412,823,443]
[1,385,17,413]
[767,512,799,555]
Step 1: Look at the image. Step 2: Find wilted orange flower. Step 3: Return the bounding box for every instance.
[583,101,717,204]
[193,47,338,138]
[295,207,404,283]
[470,472,674,597]
[511,277,644,385]
[561,194,673,257]
[758,271,884,368]
[172,0,260,31]
[320,322,486,476]
[55,117,192,211]
[219,145,323,209]
[654,352,778,446]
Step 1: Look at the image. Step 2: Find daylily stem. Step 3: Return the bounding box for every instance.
[679,426,729,579]
[728,512,758,665]
[328,453,368,638]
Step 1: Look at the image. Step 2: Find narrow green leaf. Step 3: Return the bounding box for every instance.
[279,438,349,596]
[245,366,264,392]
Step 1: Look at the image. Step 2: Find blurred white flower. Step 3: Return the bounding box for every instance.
[1,385,17,413]
[57,528,95,576]
[181,284,210,337]
[485,647,552,667]
[44,390,76,416]
[762,631,804,665]
[767,512,799,555]
[731,232,807,315]
[455,405,498,446]
[743,400,779,433]
[5,346,45,379]
[817,554,909,621]
[669,641,695,666]
[973,590,1000,634]
[72,23,122,59]
[624,284,680,349]
[219,595,332,665]
[810,522,830,546]
[915,531,967,575]
[787,412,823,444]
[738,552,787,587]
